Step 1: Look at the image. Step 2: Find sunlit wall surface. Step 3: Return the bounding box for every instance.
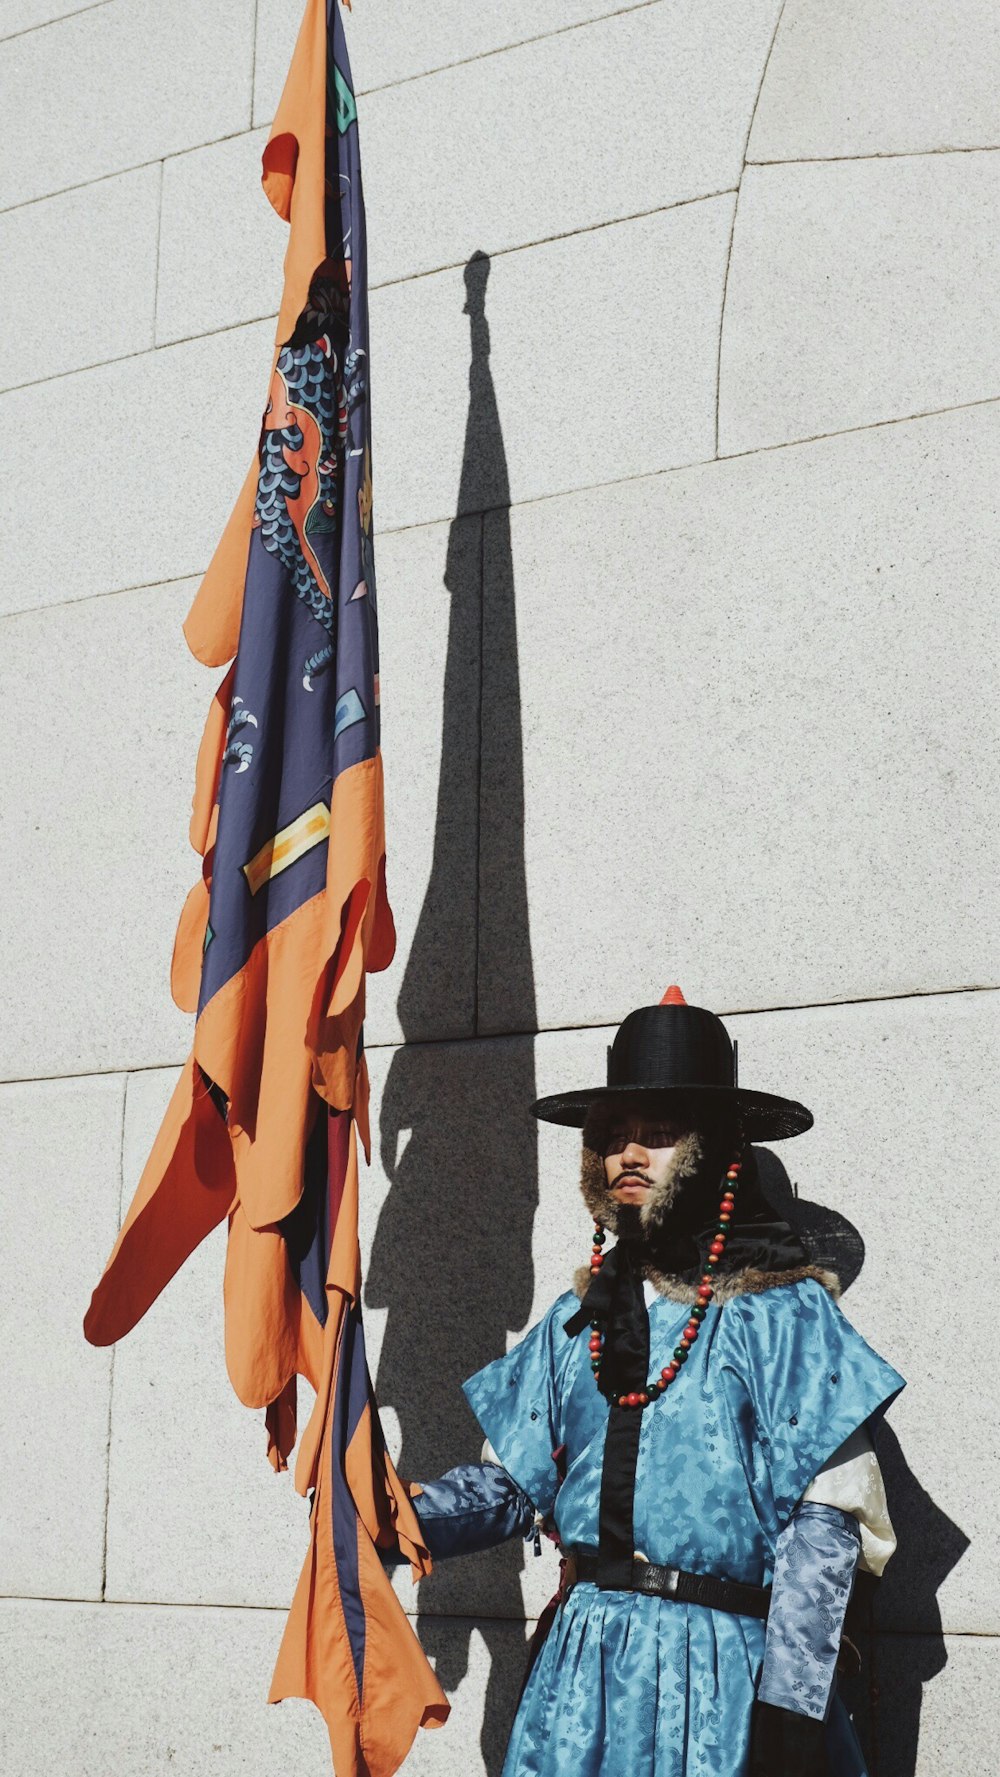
[0,3,995,1772]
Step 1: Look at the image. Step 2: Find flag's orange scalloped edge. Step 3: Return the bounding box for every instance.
[82,1054,237,1346]
[262,0,327,346]
[183,0,339,675]
[270,1330,449,1769]
[84,751,396,1354]
[268,1126,448,1764]
[256,1120,447,1764]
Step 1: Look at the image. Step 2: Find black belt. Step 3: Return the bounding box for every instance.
[570,1549,771,1620]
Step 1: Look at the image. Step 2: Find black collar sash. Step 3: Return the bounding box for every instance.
[564,1241,649,1587]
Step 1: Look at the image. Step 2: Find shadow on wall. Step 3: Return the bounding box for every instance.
[759,1151,971,1777]
[367,251,537,1776]
[367,255,969,1777]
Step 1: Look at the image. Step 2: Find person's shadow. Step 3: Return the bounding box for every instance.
[367,252,537,1774]
[758,1150,970,1775]
[367,251,969,1777]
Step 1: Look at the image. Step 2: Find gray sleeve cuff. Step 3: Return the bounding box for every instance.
[757,1500,861,1722]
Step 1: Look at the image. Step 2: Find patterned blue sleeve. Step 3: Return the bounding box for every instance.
[757,1502,860,1721]
[408,1462,536,1560]
[730,1278,905,1524]
[461,1296,573,1515]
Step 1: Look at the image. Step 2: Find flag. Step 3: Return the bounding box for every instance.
[84,1,449,1767]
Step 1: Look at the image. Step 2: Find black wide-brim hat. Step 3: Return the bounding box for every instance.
[530,986,813,1143]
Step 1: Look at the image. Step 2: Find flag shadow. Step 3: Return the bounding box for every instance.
[367,250,538,1774]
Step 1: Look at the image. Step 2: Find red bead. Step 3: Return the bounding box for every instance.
[626,1392,640,1407]
[592,1252,604,1265]
[685,1322,700,1338]
[697,1285,712,1301]
[664,1364,678,1380]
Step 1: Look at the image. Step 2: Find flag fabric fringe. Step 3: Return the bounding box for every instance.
[84,2,449,1769]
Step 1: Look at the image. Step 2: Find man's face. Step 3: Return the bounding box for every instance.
[601,1114,692,1206]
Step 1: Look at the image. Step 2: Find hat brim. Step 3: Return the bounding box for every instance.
[529,1084,813,1143]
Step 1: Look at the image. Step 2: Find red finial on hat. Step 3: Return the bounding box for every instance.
[660,984,686,1005]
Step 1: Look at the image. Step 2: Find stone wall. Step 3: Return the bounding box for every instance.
[1,2,995,1771]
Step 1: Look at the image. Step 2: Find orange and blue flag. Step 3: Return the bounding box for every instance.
[84,2,449,1768]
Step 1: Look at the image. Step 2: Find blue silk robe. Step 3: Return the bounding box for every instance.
[462,1276,904,1777]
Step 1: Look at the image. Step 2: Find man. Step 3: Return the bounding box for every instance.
[389,988,903,1776]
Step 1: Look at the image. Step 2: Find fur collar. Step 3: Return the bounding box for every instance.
[571,1259,841,1304]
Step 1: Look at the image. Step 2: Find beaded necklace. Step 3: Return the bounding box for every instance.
[587,1154,742,1409]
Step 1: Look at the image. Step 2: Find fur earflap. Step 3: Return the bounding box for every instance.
[579,1128,704,1235]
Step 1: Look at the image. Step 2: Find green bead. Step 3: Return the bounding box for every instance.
[692,1305,706,1320]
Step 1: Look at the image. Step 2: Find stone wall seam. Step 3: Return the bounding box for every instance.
[747,144,1000,169]
[715,0,789,455]
[0,127,253,224]
[248,0,260,132]
[0,0,114,49]
[99,1074,129,1603]
[369,187,739,299]
[0,570,199,629]
[353,0,667,103]
[150,158,164,350]
[716,389,1000,465]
